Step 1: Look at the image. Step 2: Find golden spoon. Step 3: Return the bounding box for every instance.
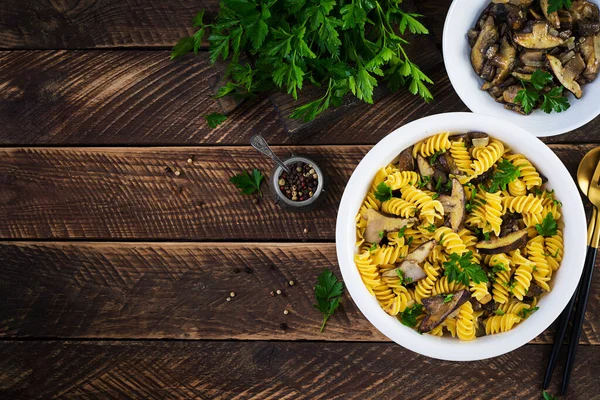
[545,146,600,391]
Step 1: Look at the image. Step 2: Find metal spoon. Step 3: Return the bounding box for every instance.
[250,135,292,175]
[544,146,600,392]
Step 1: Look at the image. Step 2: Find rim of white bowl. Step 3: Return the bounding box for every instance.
[335,112,587,361]
[442,0,600,137]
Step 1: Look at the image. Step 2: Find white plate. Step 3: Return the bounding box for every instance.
[443,0,600,137]
[335,112,587,361]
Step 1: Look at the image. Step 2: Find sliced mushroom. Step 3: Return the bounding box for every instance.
[519,49,546,67]
[470,132,490,147]
[500,213,520,237]
[541,0,561,29]
[381,240,437,282]
[580,34,600,82]
[419,290,471,333]
[472,16,500,75]
[436,152,461,176]
[570,0,600,36]
[437,178,466,232]
[526,282,546,297]
[514,21,566,49]
[397,261,427,283]
[511,71,533,80]
[490,36,518,85]
[492,0,535,6]
[503,84,522,104]
[416,154,434,190]
[393,146,415,172]
[475,229,529,254]
[547,53,585,98]
[363,209,418,244]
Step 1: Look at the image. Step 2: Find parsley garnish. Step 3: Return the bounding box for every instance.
[486,159,521,193]
[465,185,478,212]
[430,150,445,165]
[406,236,414,246]
[172,1,433,123]
[398,227,407,238]
[494,309,506,316]
[204,112,228,128]
[399,304,424,328]
[547,0,572,13]
[492,263,507,274]
[229,168,264,196]
[444,251,488,286]
[434,176,443,191]
[378,231,385,238]
[543,390,558,400]
[405,276,413,284]
[543,249,560,258]
[443,294,454,303]
[483,231,490,241]
[369,243,378,252]
[518,306,540,319]
[396,269,405,285]
[432,193,439,200]
[375,182,393,202]
[417,175,431,189]
[535,213,558,237]
[514,70,570,114]
[425,223,437,233]
[313,269,344,332]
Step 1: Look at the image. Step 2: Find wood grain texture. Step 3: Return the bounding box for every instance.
[1,340,599,399]
[0,51,284,145]
[0,144,595,240]
[0,0,218,49]
[0,241,598,344]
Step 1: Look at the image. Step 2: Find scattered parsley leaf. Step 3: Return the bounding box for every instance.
[483,231,490,241]
[529,70,555,91]
[406,236,414,246]
[369,243,378,252]
[398,227,407,238]
[425,223,437,233]
[514,70,569,114]
[313,269,344,332]
[432,192,439,200]
[229,168,264,196]
[535,213,558,237]
[514,87,540,115]
[430,150,445,165]
[204,112,227,128]
[396,269,405,285]
[465,185,478,212]
[399,303,423,328]
[378,230,385,238]
[434,176,443,191]
[443,294,454,303]
[417,175,431,189]
[439,232,446,246]
[492,263,507,274]
[405,276,413,284]
[487,159,521,192]
[547,0,572,14]
[519,306,540,319]
[375,182,393,202]
[541,86,570,114]
[444,251,488,286]
[494,309,506,316]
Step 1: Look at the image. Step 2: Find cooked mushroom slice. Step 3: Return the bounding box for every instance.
[519,49,546,68]
[406,239,437,264]
[511,71,533,81]
[526,282,546,297]
[541,0,561,29]
[419,290,471,333]
[504,103,527,114]
[417,154,434,190]
[514,21,566,49]
[393,146,415,171]
[381,240,437,281]
[580,34,600,82]
[472,16,500,75]
[470,132,490,147]
[476,229,529,254]
[437,152,461,176]
[502,85,522,104]
[570,0,600,36]
[547,53,585,98]
[363,209,418,244]
[492,0,534,6]
[437,179,466,232]
[491,36,518,85]
[500,213,520,237]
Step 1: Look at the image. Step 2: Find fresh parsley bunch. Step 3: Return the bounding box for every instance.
[514,70,570,115]
[172,0,433,122]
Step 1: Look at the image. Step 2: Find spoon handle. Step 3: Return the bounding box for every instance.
[250,135,291,174]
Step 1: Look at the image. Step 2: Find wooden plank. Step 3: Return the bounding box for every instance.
[0,340,598,399]
[0,144,595,240]
[0,241,598,344]
[0,0,219,49]
[0,51,284,145]
[415,0,451,47]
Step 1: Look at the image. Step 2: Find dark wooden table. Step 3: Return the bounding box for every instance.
[0,1,599,399]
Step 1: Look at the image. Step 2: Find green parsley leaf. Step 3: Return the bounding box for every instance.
[398,226,407,238]
[530,70,554,91]
[541,86,570,114]
[405,276,413,284]
[465,185,479,212]
[396,269,405,285]
[370,243,378,252]
[443,294,454,303]
[313,269,344,332]
[425,223,437,233]
[375,182,393,202]
[399,304,423,328]
[204,113,228,128]
[494,309,506,316]
[406,236,414,246]
[444,251,488,286]
[229,168,264,196]
[430,150,445,165]
[514,87,540,115]
[417,175,431,189]
[547,0,572,14]
[483,231,490,241]
[535,213,558,237]
[378,230,385,238]
[518,306,540,319]
[398,11,429,35]
[514,70,570,114]
[492,263,507,274]
[432,192,440,200]
[487,159,521,193]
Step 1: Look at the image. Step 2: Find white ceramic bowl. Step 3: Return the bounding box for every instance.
[443,0,600,137]
[335,112,587,361]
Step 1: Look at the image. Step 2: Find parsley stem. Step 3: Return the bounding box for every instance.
[320,316,328,332]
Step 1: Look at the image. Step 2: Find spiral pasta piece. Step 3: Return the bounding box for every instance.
[381,198,417,218]
[527,236,551,292]
[401,185,444,225]
[489,253,512,304]
[372,165,398,191]
[457,301,476,341]
[431,276,467,296]
[499,300,531,316]
[484,191,504,236]
[458,228,478,247]
[418,132,452,157]
[505,154,542,189]
[508,179,527,197]
[545,230,564,271]
[434,226,467,255]
[354,251,381,294]
[449,139,475,175]
[503,194,544,215]
[444,318,457,337]
[485,313,522,335]
[415,262,441,304]
[371,245,404,266]
[385,171,420,190]
[471,140,505,176]
[359,192,380,215]
[511,250,534,300]
[470,281,492,304]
